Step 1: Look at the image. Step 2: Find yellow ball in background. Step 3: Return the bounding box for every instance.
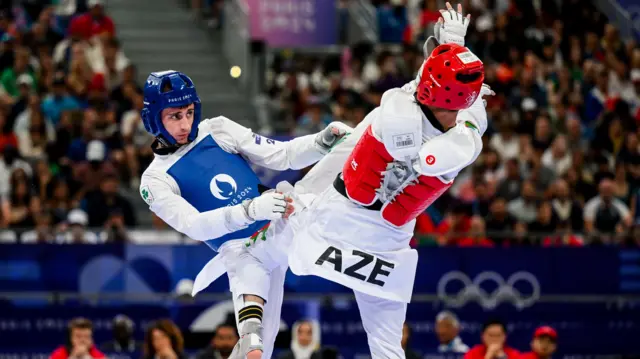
[230,66,242,78]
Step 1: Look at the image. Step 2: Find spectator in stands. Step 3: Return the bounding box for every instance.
[565,117,588,153]
[551,178,584,232]
[143,319,186,359]
[66,43,94,98]
[59,208,99,244]
[376,0,408,44]
[1,168,38,230]
[278,320,321,359]
[14,94,55,156]
[121,92,153,187]
[403,0,439,44]
[618,132,639,166]
[463,319,519,359]
[28,7,64,51]
[194,323,238,359]
[520,326,558,359]
[9,73,35,123]
[41,75,81,126]
[490,115,519,161]
[458,216,493,247]
[0,144,32,198]
[401,323,420,359]
[17,111,51,162]
[0,33,16,74]
[613,162,631,204]
[50,317,106,359]
[485,197,516,244]
[584,178,632,241]
[495,159,522,202]
[435,310,469,353]
[294,97,333,136]
[1,48,35,99]
[470,179,492,217]
[102,37,130,89]
[436,204,471,245]
[542,220,584,247]
[45,177,74,224]
[101,315,140,354]
[111,64,142,119]
[84,173,136,228]
[69,0,115,41]
[0,112,17,154]
[32,159,51,202]
[20,209,55,243]
[372,50,406,93]
[528,201,557,240]
[507,180,538,224]
[100,209,130,243]
[542,135,572,177]
[524,152,556,195]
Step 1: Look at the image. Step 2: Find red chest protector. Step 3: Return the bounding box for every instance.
[342,125,452,227]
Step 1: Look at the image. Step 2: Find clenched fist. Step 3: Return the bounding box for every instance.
[243,192,294,221]
[315,121,353,153]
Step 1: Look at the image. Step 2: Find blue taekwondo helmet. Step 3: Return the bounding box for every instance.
[141,70,202,146]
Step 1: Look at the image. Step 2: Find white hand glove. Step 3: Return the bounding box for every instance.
[434,2,471,47]
[315,121,353,153]
[480,83,495,108]
[242,192,293,221]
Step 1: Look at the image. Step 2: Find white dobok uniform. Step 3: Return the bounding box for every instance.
[274,87,488,358]
[139,116,326,359]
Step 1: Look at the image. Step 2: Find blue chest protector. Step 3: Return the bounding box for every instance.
[167,135,269,250]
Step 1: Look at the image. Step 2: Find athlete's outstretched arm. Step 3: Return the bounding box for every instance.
[140,173,290,241]
[207,116,350,171]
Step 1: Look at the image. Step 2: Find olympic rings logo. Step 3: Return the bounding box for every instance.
[436,271,541,310]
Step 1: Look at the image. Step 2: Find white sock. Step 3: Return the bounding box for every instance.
[238,300,263,331]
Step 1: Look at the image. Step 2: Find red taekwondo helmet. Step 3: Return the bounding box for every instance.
[416,43,484,111]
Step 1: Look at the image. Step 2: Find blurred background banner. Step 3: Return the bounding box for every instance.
[247,0,337,47]
[2,245,639,296]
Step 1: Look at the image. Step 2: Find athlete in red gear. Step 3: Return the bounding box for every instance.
[283,40,492,359]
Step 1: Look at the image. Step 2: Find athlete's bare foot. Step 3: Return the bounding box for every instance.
[246,349,262,359]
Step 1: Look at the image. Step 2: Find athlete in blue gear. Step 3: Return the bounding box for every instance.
[138,70,350,359]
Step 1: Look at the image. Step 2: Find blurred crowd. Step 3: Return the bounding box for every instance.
[0,0,168,243]
[52,311,558,359]
[264,0,640,247]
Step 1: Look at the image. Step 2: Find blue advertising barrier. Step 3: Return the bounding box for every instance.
[1,246,640,355]
[2,245,639,296]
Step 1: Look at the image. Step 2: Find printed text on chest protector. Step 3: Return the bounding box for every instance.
[315,246,395,287]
